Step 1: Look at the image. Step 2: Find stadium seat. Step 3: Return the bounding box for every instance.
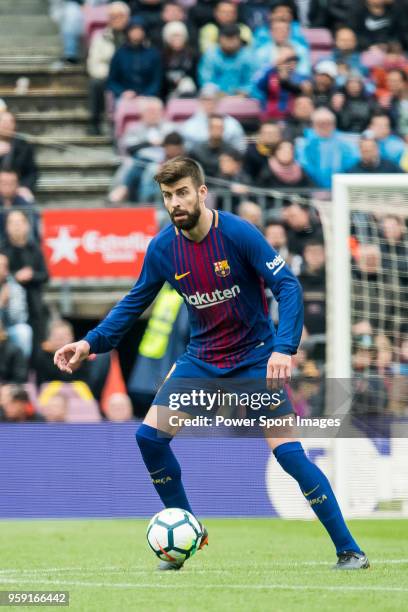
[114,97,149,139]
[165,98,199,122]
[83,4,109,46]
[216,97,261,126]
[301,28,333,50]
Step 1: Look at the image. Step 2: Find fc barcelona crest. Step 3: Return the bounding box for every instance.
[214,259,230,277]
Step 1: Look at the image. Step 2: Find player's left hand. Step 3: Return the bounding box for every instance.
[266,352,292,390]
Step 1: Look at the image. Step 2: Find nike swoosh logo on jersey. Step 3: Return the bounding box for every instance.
[175,271,191,280]
[365,17,391,30]
[303,484,320,497]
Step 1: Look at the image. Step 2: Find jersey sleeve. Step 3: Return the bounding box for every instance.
[239,220,304,355]
[83,239,165,354]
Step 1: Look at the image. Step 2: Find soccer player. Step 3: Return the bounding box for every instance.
[54,157,369,571]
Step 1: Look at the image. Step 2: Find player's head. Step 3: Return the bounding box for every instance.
[154,156,207,231]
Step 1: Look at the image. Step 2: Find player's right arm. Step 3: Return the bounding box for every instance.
[54,238,165,372]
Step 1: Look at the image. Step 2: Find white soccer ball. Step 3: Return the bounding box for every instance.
[146,508,203,562]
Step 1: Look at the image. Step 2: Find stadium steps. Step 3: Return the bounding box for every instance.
[15,110,92,137]
[0,65,87,89]
[0,0,128,311]
[0,89,88,113]
[0,0,49,15]
[0,16,59,36]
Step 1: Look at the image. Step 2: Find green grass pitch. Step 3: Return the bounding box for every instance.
[1,518,407,611]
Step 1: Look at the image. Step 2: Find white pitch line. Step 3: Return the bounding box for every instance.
[0,577,406,593]
[0,559,407,575]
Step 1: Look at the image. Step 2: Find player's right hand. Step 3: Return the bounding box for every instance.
[53,340,91,374]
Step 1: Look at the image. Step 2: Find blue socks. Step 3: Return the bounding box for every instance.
[136,424,193,513]
[274,441,361,555]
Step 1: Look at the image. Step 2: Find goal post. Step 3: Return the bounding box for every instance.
[313,174,408,518]
[329,173,408,379]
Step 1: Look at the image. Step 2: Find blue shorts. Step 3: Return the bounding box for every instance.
[152,341,294,419]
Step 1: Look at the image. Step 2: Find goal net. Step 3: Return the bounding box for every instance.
[312,174,408,518]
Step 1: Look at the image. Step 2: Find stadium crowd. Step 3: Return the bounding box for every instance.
[1,0,408,421]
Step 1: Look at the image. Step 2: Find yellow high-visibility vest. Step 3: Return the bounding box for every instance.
[138,285,184,359]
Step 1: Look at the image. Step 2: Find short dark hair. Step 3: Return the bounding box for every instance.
[220,148,243,163]
[10,387,29,403]
[265,219,286,230]
[154,156,205,188]
[163,131,184,147]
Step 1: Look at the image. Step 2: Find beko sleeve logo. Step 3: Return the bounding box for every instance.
[266,254,285,275]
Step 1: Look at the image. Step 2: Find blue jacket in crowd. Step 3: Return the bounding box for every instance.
[296,130,360,188]
[107,43,162,98]
[198,45,254,95]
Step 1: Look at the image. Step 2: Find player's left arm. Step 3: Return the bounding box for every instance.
[240,221,304,382]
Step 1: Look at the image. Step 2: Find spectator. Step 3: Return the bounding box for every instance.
[332,72,379,133]
[296,107,359,188]
[236,201,263,228]
[211,149,250,213]
[297,241,326,335]
[244,120,282,181]
[386,69,408,139]
[126,0,163,33]
[258,140,314,190]
[253,2,308,50]
[181,84,246,152]
[0,252,32,358]
[351,0,407,51]
[87,1,130,135]
[161,21,197,100]
[282,201,324,256]
[284,94,314,140]
[0,170,39,239]
[352,243,399,334]
[104,392,133,421]
[33,319,92,389]
[308,0,352,29]
[368,112,406,164]
[148,1,189,49]
[40,393,68,423]
[0,322,28,384]
[0,112,37,198]
[190,114,238,177]
[351,334,389,414]
[255,19,311,77]
[311,60,338,108]
[379,214,408,301]
[0,385,44,422]
[138,132,185,203]
[328,27,369,78]
[253,45,310,120]
[0,210,48,350]
[199,0,252,53]
[264,220,290,259]
[120,97,177,157]
[106,16,162,100]
[347,134,403,173]
[50,0,84,65]
[198,24,254,96]
[110,99,178,203]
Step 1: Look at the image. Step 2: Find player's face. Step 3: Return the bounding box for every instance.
[161,177,205,230]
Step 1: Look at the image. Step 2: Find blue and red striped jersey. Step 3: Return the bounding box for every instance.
[84,210,304,366]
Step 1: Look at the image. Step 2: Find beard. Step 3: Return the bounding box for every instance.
[170,197,201,230]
